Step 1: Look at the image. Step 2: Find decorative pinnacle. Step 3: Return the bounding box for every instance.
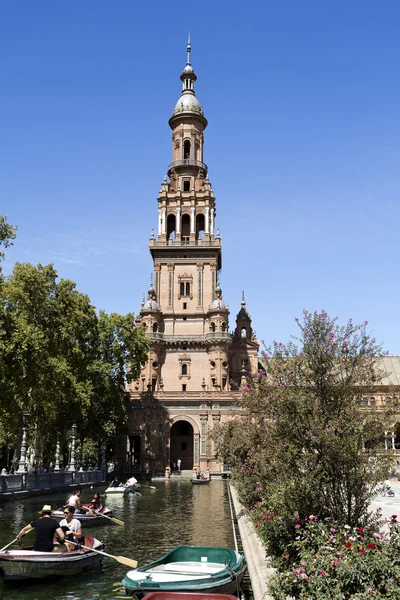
[242,290,246,305]
[187,31,191,65]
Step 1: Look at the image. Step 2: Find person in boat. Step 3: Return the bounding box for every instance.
[125,476,138,487]
[16,504,65,552]
[67,488,86,514]
[59,506,82,552]
[110,476,120,487]
[86,492,104,513]
[196,472,201,479]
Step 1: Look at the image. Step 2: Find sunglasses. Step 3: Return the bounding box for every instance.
[63,512,70,515]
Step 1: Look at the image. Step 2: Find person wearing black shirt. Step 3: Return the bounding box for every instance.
[17,504,65,552]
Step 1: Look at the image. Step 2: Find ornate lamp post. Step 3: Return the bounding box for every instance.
[16,412,30,474]
[68,424,77,472]
[54,433,61,473]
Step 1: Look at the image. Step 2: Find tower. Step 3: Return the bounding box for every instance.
[122,39,259,476]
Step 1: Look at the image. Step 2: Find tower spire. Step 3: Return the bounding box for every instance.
[187,31,191,66]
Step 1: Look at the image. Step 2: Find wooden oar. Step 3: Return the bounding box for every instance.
[138,484,157,490]
[68,540,137,569]
[93,509,125,526]
[0,536,19,553]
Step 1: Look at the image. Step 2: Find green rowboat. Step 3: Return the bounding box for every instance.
[122,545,246,598]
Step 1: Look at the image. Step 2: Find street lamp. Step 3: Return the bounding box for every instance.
[68,424,77,472]
[16,412,30,474]
[54,433,61,473]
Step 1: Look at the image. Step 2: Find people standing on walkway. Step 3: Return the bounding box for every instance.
[16,505,65,552]
[177,458,181,471]
[59,506,82,552]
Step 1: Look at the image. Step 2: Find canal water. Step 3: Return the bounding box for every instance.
[0,479,235,600]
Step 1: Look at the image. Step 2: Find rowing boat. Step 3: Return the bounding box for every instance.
[0,535,104,581]
[51,507,113,526]
[122,545,246,597]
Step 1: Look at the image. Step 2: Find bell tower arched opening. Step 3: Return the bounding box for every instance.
[181,213,190,240]
[167,214,176,241]
[170,420,194,470]
[184,139,191,160]
[196,213,205,240]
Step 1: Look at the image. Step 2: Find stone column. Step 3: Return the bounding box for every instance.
[205,207,210,234]
[392,432,396,449]
[190,207,195,234]
[158,209,162,236]
[210,208,214,236]
[161,207,166,235]
[384,431,388,450]
[176,207,181,235]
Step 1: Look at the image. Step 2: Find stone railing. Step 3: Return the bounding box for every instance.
[0,469,106,495]
[150,238,221,248]
[145,331,232,344]
[167,158,208,172]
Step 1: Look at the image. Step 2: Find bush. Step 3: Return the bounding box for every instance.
[267,515,400,599]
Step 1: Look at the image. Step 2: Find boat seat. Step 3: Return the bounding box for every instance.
[149,562,225,575]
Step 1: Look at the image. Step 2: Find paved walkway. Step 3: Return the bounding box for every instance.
[370,479,400,531]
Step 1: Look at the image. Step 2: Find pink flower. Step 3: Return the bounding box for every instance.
[320,569,327,576]
[295,524,301,529]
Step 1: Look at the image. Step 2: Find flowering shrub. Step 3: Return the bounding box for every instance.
[267,516,400,599]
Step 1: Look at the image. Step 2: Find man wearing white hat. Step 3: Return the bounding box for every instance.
[16,504,65,552]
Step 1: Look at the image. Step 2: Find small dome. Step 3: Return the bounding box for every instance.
[173,93,202,116]
[183,64,194,73]
[143,299,159,311]
[211,298,227,310]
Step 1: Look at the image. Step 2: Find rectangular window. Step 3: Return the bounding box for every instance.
[198,271,202,305]
[155,271,159,301]
[201,440,206,454]
[201,423,206,436]
[168,272,173,306]
[183,180,190,192]
[183,302,187,309]
[182,384,187,392]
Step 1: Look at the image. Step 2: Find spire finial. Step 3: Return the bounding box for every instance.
[187,31,191,65]
[150,273,153,287]
[242,290,246,305]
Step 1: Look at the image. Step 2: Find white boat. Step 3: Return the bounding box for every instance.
[105,483,140,495]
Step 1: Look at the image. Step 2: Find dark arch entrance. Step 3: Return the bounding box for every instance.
[170,420,194,470]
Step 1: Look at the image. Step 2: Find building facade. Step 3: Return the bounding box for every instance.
[118,40,259,476]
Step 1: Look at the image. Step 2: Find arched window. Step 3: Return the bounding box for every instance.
[152,323,158,333]
[196,213,205,241]
[221,322,226,332]
[241,327,247,338]
[386,396,392,405]
[182,363,188,376]
[184,140,191,160]
[210,322,216,332]
[143,322,147,330]
[181,213,190,240]
[369,396,375,407]
[167,214,176,241]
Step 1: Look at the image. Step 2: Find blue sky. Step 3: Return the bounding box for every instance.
[2,1,400,353]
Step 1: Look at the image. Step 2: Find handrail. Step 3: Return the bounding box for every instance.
[145,332,232,343]
[167,159,208,172]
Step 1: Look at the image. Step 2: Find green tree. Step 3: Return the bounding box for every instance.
[0,216,17,275]
[0,261,148,467]
[215,311,394,560]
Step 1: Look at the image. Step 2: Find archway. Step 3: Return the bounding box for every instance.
[170,420,194,470]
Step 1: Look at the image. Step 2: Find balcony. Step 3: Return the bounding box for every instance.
[150,238,221,248]
[167,159,208,175]
[145,331,232,345]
